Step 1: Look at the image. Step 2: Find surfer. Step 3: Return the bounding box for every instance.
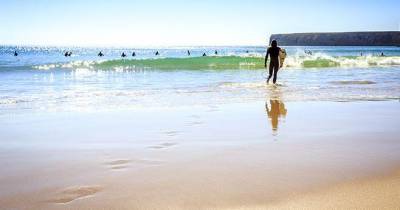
[155,51,159,56]
[121,52,126,57]
[381,52,385,57]
[187,50,191,56]
[132,52,136,57]
[64,52,69,57]
[98,51,104,57]
[68,51,72,57]
[202,53,207,57]
[215,50,218,55]
[265,40,281,84]
[305,50,312,55]
[14,51,18,56]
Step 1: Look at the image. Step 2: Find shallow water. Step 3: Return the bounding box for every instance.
[0,46,400,114]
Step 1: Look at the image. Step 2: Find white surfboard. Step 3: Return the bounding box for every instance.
[279,48,287,68]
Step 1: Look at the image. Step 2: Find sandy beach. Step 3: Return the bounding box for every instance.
[1,0,400,208]
[1,100,399,210]
[265,170,400,210]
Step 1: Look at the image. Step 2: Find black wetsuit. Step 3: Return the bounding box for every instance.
[265,46,281,84]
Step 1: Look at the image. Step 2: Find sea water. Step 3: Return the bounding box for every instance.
[0,46,399,115]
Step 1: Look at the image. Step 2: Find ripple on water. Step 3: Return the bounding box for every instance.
[329,80,377,85]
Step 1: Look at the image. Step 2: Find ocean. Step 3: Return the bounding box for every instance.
[0,46,399,115]
[1,46,400,209]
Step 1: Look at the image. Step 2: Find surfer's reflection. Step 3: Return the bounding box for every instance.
[265,100,287,135]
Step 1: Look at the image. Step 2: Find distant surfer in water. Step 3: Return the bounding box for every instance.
[14,51,18,56]
[265,40,281,84]
[121,52,126,57]
[132,52,136,57]
[98,51,104,57]
[202,53,207,57]
[155,51,159,56]
[187,50,191,56]
[214,50,218,55]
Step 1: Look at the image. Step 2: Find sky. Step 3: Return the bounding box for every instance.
[0,0,399,46]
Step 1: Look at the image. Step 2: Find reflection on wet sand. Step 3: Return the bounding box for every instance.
[265,100,287,135]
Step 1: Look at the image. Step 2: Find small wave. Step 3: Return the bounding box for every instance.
[0,98,32,105]
[33,60,98,70]
[31,55,400,71]
[285,53,400,68]
[218,81,268,88]
[329,80,377,85]
[94,56,264,70]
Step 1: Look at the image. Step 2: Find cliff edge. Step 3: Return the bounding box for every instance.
[270,31,400,46]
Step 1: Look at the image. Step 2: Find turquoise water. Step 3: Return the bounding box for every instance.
[0,46,400,114]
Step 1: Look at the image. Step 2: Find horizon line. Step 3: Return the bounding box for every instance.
[0,43,268,48]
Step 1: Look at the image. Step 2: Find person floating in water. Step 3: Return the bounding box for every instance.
[155,51,159,56]
[265,40,281,84]
[202,53,207,57]
[187,50,191,56]
[381,52,385,56]
[214,50,218,55]
[14,51,18,56]
[132,52,136,57]
[98,51,104,57]
[64,51,69,57]
[121,52,126,57]
[68,51,72,57]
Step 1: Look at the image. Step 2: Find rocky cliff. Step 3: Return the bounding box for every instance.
[270,31,400,46]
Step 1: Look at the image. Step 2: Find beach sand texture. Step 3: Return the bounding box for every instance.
[1,101,399,210]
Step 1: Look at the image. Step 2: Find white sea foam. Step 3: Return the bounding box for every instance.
[31,55,400,71]
[284,53,400,68]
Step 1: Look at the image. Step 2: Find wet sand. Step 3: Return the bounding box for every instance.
[0,101,400,209]
[265,170,400,210]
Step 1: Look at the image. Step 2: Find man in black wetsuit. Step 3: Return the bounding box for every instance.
[264,40,281,84]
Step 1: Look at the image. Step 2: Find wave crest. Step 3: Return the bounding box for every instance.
[32,55,400,71]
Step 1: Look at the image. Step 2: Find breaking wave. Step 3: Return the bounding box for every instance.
[32,55,400,71]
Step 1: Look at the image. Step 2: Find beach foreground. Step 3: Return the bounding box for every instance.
[1,101,399,210]
[265,170,400,210]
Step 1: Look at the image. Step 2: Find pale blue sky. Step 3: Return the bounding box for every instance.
[0,0,399,46]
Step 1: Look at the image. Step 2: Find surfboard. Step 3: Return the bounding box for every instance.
[279,48,287,68]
